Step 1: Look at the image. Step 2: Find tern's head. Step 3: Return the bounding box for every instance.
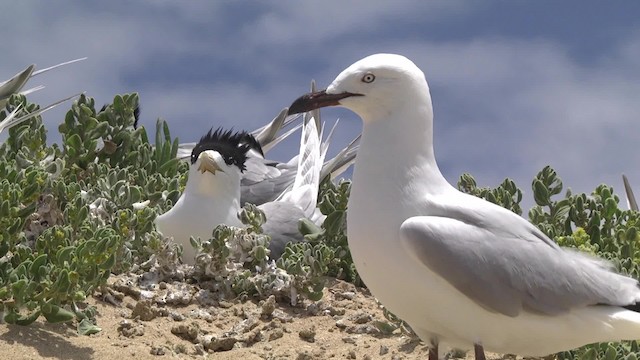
[288,53,431,122]
[187,128,263,196]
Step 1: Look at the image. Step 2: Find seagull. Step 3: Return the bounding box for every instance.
[155,111,327,265]
[287,53,640,359]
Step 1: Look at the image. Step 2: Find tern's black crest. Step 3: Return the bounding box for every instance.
[191,128,263,172]
[133,105,140,129]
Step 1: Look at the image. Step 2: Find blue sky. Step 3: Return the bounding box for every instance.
[2,1,640,210]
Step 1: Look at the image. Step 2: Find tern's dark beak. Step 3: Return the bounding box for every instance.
[287,90,362,115]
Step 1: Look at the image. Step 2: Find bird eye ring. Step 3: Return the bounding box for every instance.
[362,73,375,83]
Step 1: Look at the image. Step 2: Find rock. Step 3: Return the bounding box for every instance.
[348,311,371,324]
[342,335,358,344]
[117,319,145,337]
[188,308,213,322]
[202,334,238,352]
[171,322,200,343]
[335,318,348,329]
[336,291,356,301]
[379,344,389,355]
[326,305,345,316]
[193,344,206,356]
[268,328,284,341]
[298,326,316,343]
[232,316,259,334]
[260,295,276,317]
[296,347,324,360]
[346,324,379,335]
[149,346,165,355]
[131,299,158,321]
[169,311,185,321]
[272,309,293,323]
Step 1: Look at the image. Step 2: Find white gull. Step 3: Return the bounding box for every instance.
[287,53,640,359]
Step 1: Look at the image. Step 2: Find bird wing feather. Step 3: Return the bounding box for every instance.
[399,193,640,317]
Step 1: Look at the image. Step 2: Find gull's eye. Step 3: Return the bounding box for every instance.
[362,73,375,83]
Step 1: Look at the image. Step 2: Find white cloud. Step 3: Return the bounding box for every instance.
[240,0,470,48]
[2,2,640,211]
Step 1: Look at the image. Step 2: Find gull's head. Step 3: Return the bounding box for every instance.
[187,128,263,196]
[288,53,430,122]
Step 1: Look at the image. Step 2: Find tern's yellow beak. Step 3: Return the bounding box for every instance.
[197,152,224,174]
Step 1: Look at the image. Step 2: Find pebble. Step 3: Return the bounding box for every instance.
[298,326,316,343]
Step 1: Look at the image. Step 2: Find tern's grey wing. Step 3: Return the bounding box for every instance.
[258,201,305,260]
[0,93,81,134]
[399,195,640,317]
[0,64,35,102]
[176,144,194,160]
[0,58,86,108]
[623,174,638,211]
[241,157,297,206]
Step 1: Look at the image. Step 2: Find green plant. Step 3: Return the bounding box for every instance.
[0,93,186,332]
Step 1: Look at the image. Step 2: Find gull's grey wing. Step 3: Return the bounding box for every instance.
[399,194,640,317]
[258,201,305,259]
[241,157,297,206]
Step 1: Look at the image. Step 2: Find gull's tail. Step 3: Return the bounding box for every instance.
[0,58,87,108]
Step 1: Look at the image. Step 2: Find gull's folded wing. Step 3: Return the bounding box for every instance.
[399,194,640,317]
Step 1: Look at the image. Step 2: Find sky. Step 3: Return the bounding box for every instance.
[2,1,640,211]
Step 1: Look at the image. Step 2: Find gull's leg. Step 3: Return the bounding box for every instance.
[474,344,486,360]
[428,341,438,360]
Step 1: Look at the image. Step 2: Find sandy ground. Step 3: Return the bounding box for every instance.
[0,276,513,360]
